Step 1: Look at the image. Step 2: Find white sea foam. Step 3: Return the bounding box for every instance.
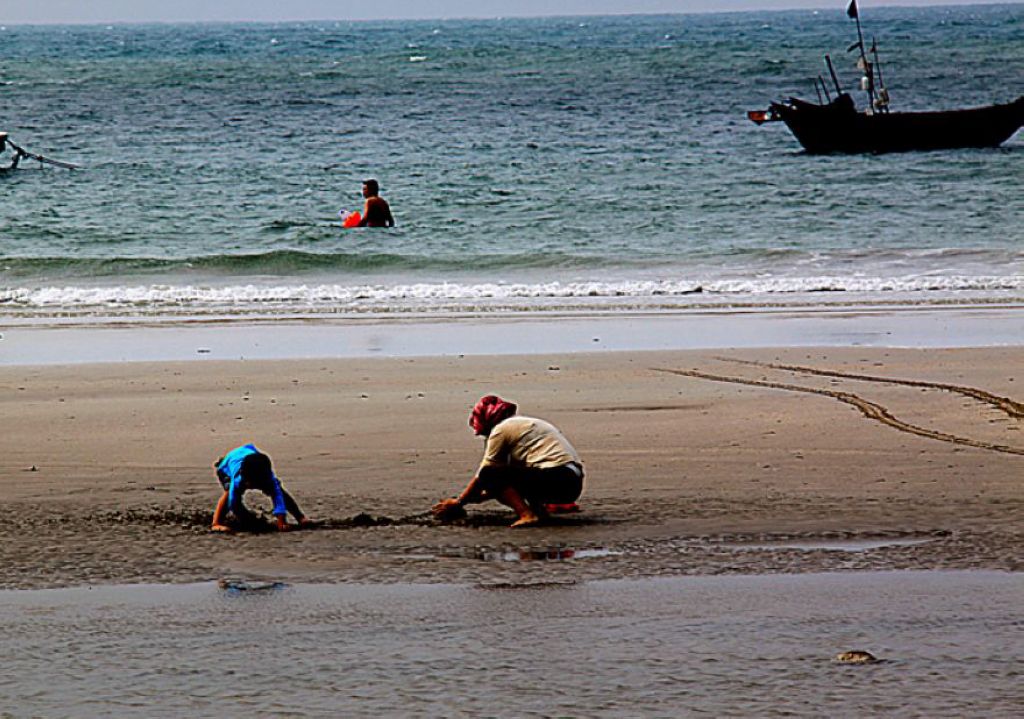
[2,275,1022,315]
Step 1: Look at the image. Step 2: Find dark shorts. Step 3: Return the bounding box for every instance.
[478,463,584,506]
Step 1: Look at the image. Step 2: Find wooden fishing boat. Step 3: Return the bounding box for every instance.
[749,1,1024,154]
[765,94,1024,154]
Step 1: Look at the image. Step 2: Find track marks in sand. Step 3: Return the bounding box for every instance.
[580,404,711,413]
[653,367,1024,456]
[717,357,1024,420]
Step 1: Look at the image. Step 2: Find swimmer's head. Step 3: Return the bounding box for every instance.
[362,179,380,198]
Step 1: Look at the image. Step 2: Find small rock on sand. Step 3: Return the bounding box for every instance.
[835,650,878,664]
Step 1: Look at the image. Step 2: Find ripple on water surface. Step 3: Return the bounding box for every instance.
[0,571,1020,717]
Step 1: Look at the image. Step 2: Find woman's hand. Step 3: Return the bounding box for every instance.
[432,497,466,521]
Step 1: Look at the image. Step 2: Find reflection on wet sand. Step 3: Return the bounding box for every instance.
[455,546,621,562]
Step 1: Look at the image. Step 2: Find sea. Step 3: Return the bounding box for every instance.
[1,5,1022,323]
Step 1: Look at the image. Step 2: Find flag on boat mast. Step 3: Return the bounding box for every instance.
[847,0,859,19]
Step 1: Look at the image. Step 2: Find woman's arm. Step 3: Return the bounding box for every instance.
[432,474,486,518]
[456,474,486,506]
[433,428,507,518]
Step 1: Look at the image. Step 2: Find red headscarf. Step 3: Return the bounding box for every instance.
[469,395,518,436]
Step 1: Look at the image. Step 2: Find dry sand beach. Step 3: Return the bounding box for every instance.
[2,339,1020,590]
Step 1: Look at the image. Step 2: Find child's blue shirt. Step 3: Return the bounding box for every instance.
[216,444,287,516]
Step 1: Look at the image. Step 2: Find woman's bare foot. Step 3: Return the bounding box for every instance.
[510,513,541,528]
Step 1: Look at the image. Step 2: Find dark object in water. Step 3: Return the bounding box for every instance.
[767,94,1024,154]
[835,650,879,664]
[748,3,1024,154]
[478,580,579,590]
[0,132,80,170]
[218,579,288,593]
[461,546,618,562]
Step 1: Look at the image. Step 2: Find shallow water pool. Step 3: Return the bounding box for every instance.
[0,571,1020,717]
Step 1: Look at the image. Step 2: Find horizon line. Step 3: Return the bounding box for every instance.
[2,2,1019,28]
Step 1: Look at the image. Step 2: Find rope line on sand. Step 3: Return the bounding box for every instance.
[716,356,1024,420]
[653,367,1024,456]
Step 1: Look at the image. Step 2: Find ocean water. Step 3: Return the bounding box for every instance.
[1,572,1021,717]
[1,6,1022,320]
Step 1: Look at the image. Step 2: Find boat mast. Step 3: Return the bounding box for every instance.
[824,54,843,97]
[846,0,878,111]
[871,37,890,112]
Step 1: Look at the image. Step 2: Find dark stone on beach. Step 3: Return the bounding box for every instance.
[349,512,393,527]
[835,650,879,664]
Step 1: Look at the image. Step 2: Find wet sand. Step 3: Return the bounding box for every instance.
[3,304,1024,365]
[1,345,1021,589]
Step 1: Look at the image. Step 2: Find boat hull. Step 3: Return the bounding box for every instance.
[771,95,1024,154]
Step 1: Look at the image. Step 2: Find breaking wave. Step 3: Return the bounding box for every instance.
[2,275,1021,317]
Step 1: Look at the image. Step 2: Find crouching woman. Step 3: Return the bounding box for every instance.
[433,395,585,528]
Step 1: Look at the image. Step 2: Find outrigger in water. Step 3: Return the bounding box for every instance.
[0,132,80,171]
[749,1,1024,154]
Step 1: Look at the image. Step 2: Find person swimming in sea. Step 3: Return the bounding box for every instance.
[211,444,313,533]
[432,395,585,528]
[357,178,395,227]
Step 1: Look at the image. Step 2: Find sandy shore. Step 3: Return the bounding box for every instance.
[1,345,1021,589]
